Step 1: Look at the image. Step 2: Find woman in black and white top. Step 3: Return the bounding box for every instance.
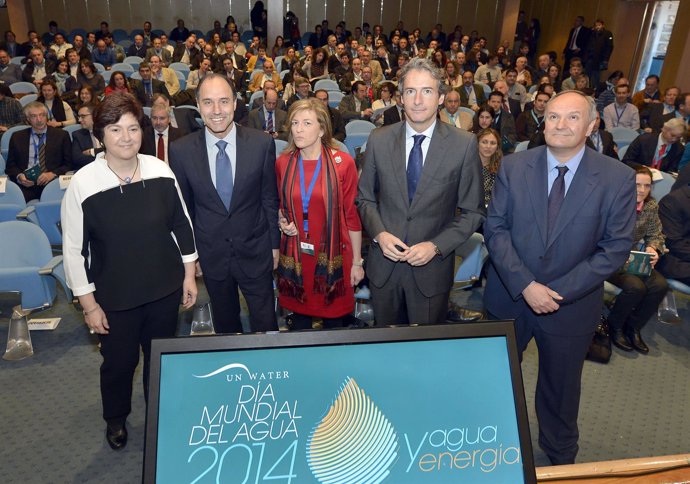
[61,92,198,451]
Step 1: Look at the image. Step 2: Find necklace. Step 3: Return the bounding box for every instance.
[106,156,139,185]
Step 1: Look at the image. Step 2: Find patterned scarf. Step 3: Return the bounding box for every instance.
[277,144,344,304]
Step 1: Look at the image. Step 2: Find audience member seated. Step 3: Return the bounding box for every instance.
[149,55,180,96]
[560,58,584,91]
[641,86,680,133]
[622,118,686,173]
[91,39,115,69]
[145,38,172,66]
[595,70,623,112]
[457,70,486,112]
[359,50,383,84]
[131,61,170,107]
[185,58,213,90]
[477,127,503,207]
[339,56,364,93]
[71,103,101,170]
[439,89,472,131]
[588,112,618,159]
[169,19,191,44]
[516,89,548,141]
[104,71,133,97]
[493,79,522,120]
[603,83,639,130]
[0,83,24,135]
[5,101,71,201]
[504,68,528,107]
[606,165,667,354]
[657,173,690,286]
[38,79,76,127]
[371,81,396,127]
[475,54,502,84]
[383,90,405,126]
[151,94,200,135]
[249,79,286,111]
[632,74,661,111]
[50,33,72,60]
[246,44,270,72]
[486,90,517,152]
[51,58,80,95]
[338,80,373,124]
[286,77,314,109]
[139,103,184,163]
[302,47,330,86]
[0,30,28,58]
[0,49,23,84]
[127,34,148,58]
[248,58,283,93]
[172,37,200,66]
[77,59,106,97]
[218,56,245,99]
[247,88,287,140]
[471,104,495,133]
[314,89,346,141]
[22,47,56,87]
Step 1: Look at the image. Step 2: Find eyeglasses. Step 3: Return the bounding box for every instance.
[77,113,92,119]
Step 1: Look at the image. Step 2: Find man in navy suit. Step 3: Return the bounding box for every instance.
[170,74,279,334]
[484,90,636,465]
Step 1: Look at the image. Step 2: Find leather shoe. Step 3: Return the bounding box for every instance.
[627,330,649,354]
[447,304,484,322]
[106,423,128,450]
[610,329,633,352]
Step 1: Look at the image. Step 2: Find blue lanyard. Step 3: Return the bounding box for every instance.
[615,104,626,126]
[32,132,44,164]
[298,154,322,234]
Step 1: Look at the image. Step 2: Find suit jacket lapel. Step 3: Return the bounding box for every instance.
[193,129,228,212]
[525,148,549,248]
[390,122,408,206]
[230,125,249,212]
[547,149,599,248]
[410,122,449,211]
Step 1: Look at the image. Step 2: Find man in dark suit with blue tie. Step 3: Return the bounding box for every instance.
[357,58,485,325]
[170,74,279,334]
[484,90,636,465]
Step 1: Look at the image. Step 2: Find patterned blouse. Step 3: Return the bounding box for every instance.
[482,165,496,207]
[633,198,665,252]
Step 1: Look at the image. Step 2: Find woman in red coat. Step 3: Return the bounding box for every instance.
[276,98,364,329]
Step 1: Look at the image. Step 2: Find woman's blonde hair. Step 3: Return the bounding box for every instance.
[284,98,338,154]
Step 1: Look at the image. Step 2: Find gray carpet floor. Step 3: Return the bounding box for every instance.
[1,283,688,483]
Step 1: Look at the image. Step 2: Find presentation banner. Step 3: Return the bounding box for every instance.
[152,334,530,483]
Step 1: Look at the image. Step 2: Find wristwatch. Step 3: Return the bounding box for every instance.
[433,243,442,257]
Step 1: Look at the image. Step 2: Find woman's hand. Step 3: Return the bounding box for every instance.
[181,276,198,309]
[279,210,298,237]
[351,265,365,286]
[645,246,659,268]
[84,305,110,335]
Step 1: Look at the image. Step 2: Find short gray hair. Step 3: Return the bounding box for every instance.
[398,57,447,94]
[23,101,48,117]
[664,117,686,132]
[546,90,597,123]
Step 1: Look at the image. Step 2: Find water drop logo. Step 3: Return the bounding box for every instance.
[307,377,398,483]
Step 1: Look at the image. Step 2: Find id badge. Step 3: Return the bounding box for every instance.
[300,240,315,256]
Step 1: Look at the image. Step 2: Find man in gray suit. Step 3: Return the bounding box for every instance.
[357,57,485,325]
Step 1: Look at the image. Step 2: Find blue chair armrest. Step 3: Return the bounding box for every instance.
[39,256,74,303]
[16,205,36,219]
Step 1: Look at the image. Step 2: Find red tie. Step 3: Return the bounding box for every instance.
[652,144,667,169]
[503,101,510,113]
[157,133,165,161]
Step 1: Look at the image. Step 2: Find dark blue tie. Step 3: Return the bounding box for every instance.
[407,134,425,204]
[215,140,233,211]
[547,166,568,236]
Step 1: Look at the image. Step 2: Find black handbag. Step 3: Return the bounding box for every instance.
[586,316,612,364]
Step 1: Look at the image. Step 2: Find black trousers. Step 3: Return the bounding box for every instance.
[98,288,181,425]
[203,255,277,334]
[370,262,449,326]
[607,269,668,331]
